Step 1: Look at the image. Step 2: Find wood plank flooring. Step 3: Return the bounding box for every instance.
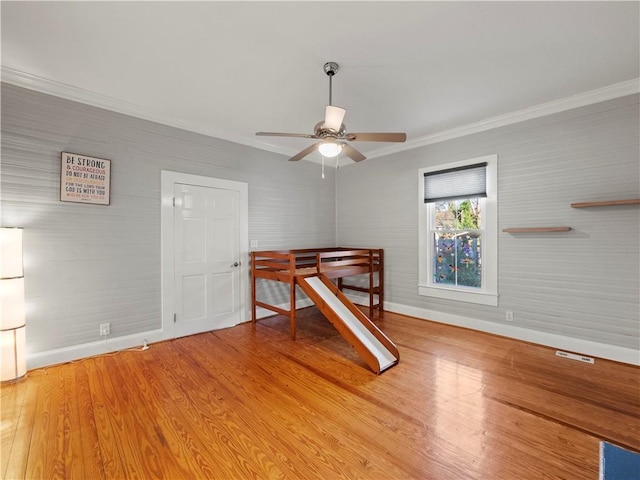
[2,308,639,479]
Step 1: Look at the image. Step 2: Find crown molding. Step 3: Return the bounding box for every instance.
[368,78,640,160]
[0,66,287,156]
[2,66,638,163]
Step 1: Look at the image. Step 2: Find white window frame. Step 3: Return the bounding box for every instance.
[418,154,498,306]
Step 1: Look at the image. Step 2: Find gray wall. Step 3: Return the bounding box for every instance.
[337,94,640,356]
[2,82,638,366]
[1,83,336,358]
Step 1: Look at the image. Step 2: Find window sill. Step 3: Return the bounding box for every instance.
[418,284,498,306]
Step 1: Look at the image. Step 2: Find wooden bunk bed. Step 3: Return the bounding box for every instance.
[251,248,384,339]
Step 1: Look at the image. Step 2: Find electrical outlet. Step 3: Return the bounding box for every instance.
[250,240,259,249]
[100,323,110,336]
[505,311,514,322]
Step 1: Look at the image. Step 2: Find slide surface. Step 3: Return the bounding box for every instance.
[298,275,399,374]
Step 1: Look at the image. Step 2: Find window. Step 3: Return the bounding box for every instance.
[432,198,483,288]
[418,155,498,306]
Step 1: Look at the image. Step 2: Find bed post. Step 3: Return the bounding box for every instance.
[379,249,384,317]
[369,249,375,317]
[289,252,297,340]
[251,251,257,324]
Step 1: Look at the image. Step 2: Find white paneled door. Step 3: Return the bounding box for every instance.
[173,183,242,337]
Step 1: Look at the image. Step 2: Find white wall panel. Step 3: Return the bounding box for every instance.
[1,84,335,360]
[337,94,639,354]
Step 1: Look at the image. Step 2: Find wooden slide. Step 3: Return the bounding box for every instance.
[297,274,399,374]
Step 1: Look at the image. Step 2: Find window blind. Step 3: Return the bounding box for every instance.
[424,162,487,203]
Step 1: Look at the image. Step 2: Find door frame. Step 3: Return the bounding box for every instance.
[161,170,249,339]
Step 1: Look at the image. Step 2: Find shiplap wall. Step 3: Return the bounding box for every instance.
[337,94,639,360]
[1,83,336,362]
[3,83,638,367]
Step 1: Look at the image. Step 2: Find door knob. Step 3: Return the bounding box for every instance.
[230,261,240,267]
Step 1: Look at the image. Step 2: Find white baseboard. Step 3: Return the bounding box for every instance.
[27,296,316,370]
[27,328,167,370]
[383,300,640,366]
[27,295,639,369]
[341,290,638,365]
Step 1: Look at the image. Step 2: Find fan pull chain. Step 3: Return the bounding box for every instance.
[321,155,325,179]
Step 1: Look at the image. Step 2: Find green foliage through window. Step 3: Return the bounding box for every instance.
[432,199,482,288]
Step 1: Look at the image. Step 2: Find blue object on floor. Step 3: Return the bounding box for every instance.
[600,442,640,480]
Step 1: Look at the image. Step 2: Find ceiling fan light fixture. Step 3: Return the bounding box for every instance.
[318,141,342,158]
[324,105,346,132]
[256,61,406,163]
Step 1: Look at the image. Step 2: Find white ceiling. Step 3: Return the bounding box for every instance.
[2,1,639,164]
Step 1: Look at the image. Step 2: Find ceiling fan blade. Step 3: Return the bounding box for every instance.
[345,132,407,142]
[324,105,346,131]
[256,132,317,139]
[341,144,367,162]
[289,142,322,162]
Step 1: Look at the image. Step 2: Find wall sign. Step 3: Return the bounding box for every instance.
[60,152,111,205]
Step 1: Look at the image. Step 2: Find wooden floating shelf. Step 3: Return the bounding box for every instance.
[502,227,571,233]
[571,199,640,208]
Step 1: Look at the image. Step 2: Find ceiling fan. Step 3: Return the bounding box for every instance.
[256,62,407,162]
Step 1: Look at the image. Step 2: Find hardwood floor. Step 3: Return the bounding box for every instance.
[2,308,639,479]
